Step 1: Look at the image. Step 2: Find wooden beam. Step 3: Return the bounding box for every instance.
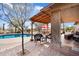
[31,17,50,23]
[32,14,50,20]
[41,11,50,17]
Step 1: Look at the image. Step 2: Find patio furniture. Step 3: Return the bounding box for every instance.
[73,32,79,43]
[64,34,73,40]
[46,33,52,39]
[44,33,52,43]
[34,34,43,42]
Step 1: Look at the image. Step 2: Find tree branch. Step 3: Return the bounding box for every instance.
[2,4,22,31]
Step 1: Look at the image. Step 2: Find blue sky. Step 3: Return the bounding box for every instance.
[0,3,49,29]
[64,22,74,27]
[61,22,74,29]
[31,3,48,16]
[0,3,74,29]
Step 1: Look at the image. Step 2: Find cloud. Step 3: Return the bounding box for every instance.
[34,6,43,10]
[30,6,43,17]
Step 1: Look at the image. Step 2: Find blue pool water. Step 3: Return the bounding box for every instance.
[0,34,31,39]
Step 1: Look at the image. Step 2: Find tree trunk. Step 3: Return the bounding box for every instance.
[15,27,16,33]
[22,26,25,55]
[3,24,5,31]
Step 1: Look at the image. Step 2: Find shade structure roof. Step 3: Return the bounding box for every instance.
[31,11,50,24]
[31,3,79,23]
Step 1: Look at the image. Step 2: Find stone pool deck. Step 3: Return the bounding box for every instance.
[0,37,30,52]
[0,41,65,56]
[1,40,79,56]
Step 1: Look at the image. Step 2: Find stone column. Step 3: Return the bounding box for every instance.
[30,21,34,41]
[47,23,49,32]
[50,11,61,48]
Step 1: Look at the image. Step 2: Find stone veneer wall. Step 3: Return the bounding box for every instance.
[50,11,61,48]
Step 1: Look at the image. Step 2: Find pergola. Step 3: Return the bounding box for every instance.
[30,3,79,47]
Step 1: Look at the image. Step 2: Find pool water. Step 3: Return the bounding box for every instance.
[0,34,31,39]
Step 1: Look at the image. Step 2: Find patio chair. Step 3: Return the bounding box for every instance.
[46,33,52,39]
[34,33,43,45]
[45,33,52,43]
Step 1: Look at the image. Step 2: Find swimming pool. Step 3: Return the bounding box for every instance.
[0,34,31,39]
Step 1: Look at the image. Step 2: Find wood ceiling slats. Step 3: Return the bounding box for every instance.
[31,12,50,23]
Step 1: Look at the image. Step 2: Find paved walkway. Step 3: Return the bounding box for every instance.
[0,41,65,56]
